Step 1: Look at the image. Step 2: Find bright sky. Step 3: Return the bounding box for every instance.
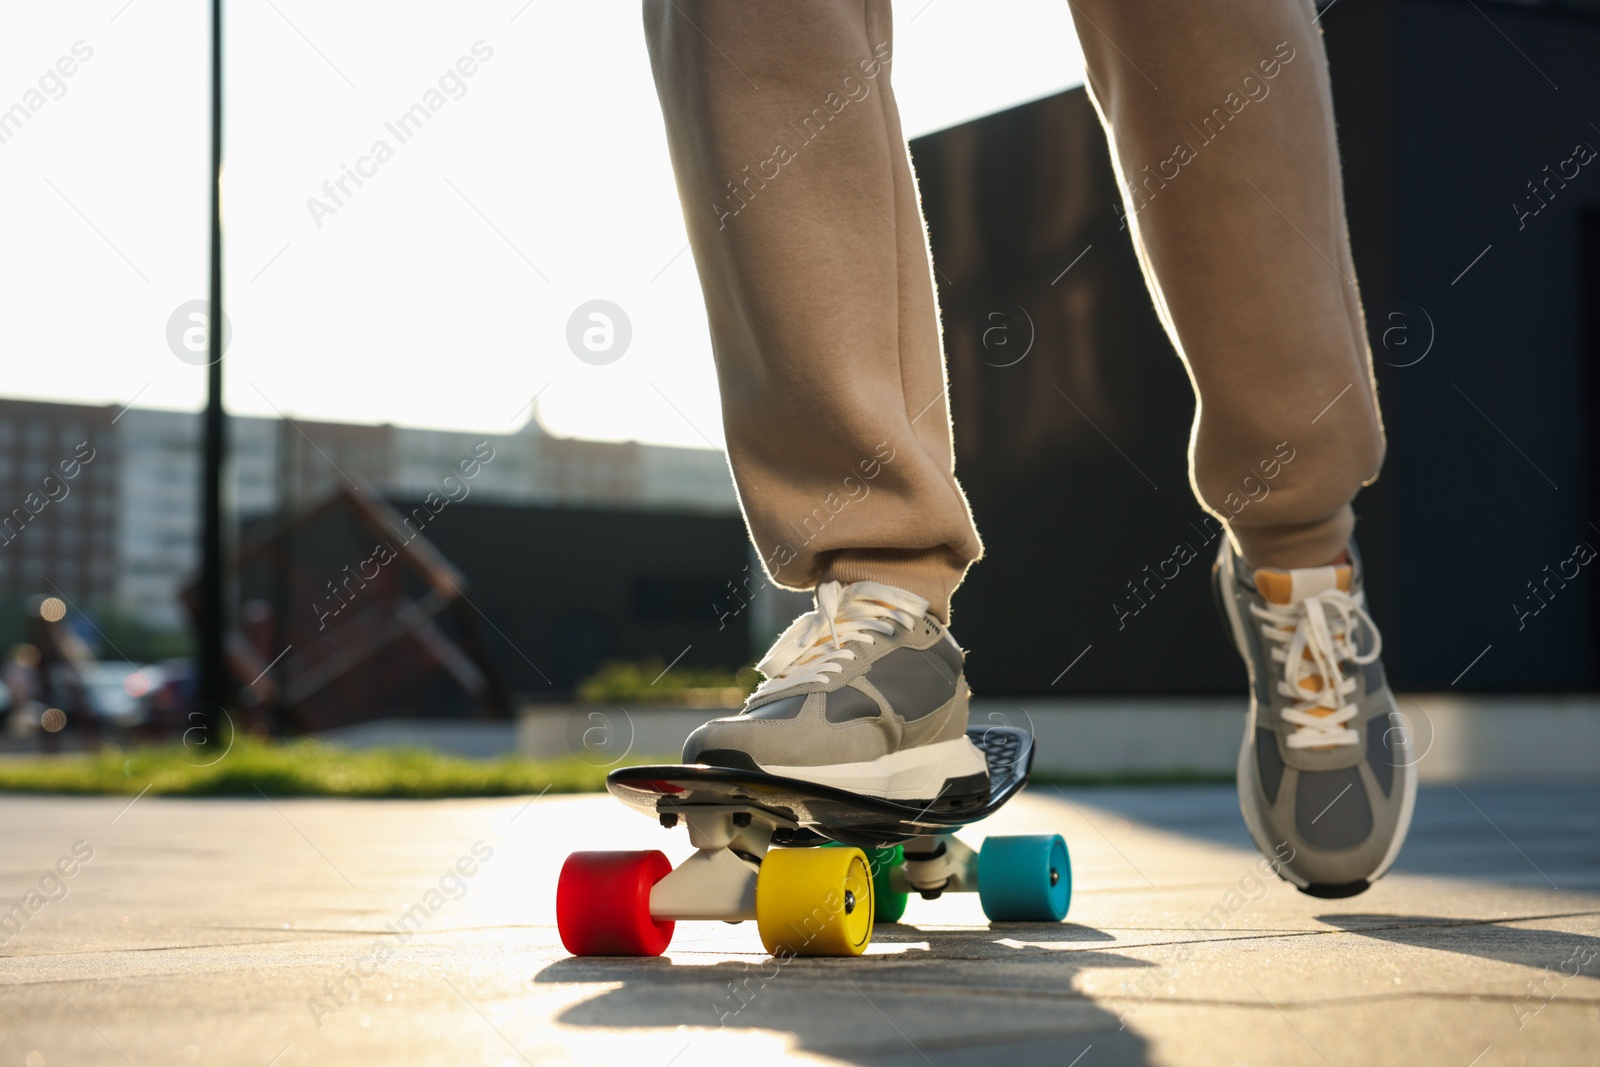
[1,1,1084,449]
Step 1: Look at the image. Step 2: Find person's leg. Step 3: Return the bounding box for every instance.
[1068,0,1410,896]
[644,0,987,796]
[642,0,981,624]
[1068,0,1383,567]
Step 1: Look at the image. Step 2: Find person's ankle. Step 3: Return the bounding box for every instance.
[1239,545,1352,571]
[1228,506,1355,572]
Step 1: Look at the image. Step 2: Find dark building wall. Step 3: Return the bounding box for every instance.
[1323,0,1600,689]
[239,497,750,724]
[394,500,751,696]
[911,91,1233,696]
[908,0,1599,694]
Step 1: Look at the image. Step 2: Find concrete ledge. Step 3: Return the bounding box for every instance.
[973,698,1241,781]
[1379,693,1600,783]
[516,705,717,765]
[517,694,1600,784]
[980,694,1600,783]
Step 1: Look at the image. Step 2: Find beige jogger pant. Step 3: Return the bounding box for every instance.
[644,0,1385,623]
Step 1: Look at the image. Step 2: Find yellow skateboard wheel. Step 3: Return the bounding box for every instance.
[756,847,874,957]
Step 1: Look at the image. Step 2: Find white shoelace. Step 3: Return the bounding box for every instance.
[1250,587,1382,750]
[751,580,929,701]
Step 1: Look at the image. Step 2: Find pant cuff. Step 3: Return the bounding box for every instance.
[1227,504,1356,570]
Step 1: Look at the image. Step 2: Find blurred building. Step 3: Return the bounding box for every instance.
[0,397,736,631]
[0,400,120,610]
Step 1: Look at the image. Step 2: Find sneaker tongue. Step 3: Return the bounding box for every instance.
[1253,564,1353,605]
[1253,563,1357,727]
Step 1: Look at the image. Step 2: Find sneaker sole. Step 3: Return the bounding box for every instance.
[763,737,990,801]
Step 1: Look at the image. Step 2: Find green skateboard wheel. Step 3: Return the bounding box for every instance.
[824,842,908,923]
[867,845,908,923]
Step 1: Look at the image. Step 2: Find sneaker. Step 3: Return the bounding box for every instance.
[1213,541,1416,898]
[682,580,989,801]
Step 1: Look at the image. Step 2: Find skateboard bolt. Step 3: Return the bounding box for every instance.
[1050,867,1060,886]
[731,812,752,827]
[843,890,857,915]
[659,813,679,829]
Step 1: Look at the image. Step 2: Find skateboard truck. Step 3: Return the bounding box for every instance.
[901,835,978,899]
[647,805,792,922]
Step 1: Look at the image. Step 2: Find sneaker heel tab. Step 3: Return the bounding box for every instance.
[1253,569,1296,605]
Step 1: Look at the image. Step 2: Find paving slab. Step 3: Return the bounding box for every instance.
[1,783,1596,1066]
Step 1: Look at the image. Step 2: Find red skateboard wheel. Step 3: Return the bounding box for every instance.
[557,850,675,956]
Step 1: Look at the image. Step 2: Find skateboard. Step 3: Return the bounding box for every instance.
[556,725,1071,958]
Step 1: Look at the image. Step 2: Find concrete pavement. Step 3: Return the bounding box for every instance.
[1,782,1596,1066]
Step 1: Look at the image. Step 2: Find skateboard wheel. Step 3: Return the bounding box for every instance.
[868,845,908,923]
[557,851,675,956]
[825,843,908,923]
[756,847,874,957]
[977,834,1071,922]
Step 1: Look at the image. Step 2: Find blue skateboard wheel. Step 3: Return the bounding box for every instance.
[978,834,1071,922]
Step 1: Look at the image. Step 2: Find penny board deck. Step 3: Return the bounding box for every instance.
[606,725,1034,848]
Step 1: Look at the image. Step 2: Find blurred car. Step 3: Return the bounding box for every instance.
[82,661,160,728]
[139,658,196,736]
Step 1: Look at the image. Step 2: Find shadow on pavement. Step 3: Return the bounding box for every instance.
[868,920,1119,944]
[1317,913,1600,979]
[536,927,1155,1066]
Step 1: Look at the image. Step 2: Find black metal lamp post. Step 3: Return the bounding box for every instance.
[198,0,229,718]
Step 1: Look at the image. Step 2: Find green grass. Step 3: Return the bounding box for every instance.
[576,657,760,707]
[0,738,665,799]
[0,736,1237,799]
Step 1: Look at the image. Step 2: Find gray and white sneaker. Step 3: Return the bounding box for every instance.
[1214,541,1416,898]
[683,580,989,801]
